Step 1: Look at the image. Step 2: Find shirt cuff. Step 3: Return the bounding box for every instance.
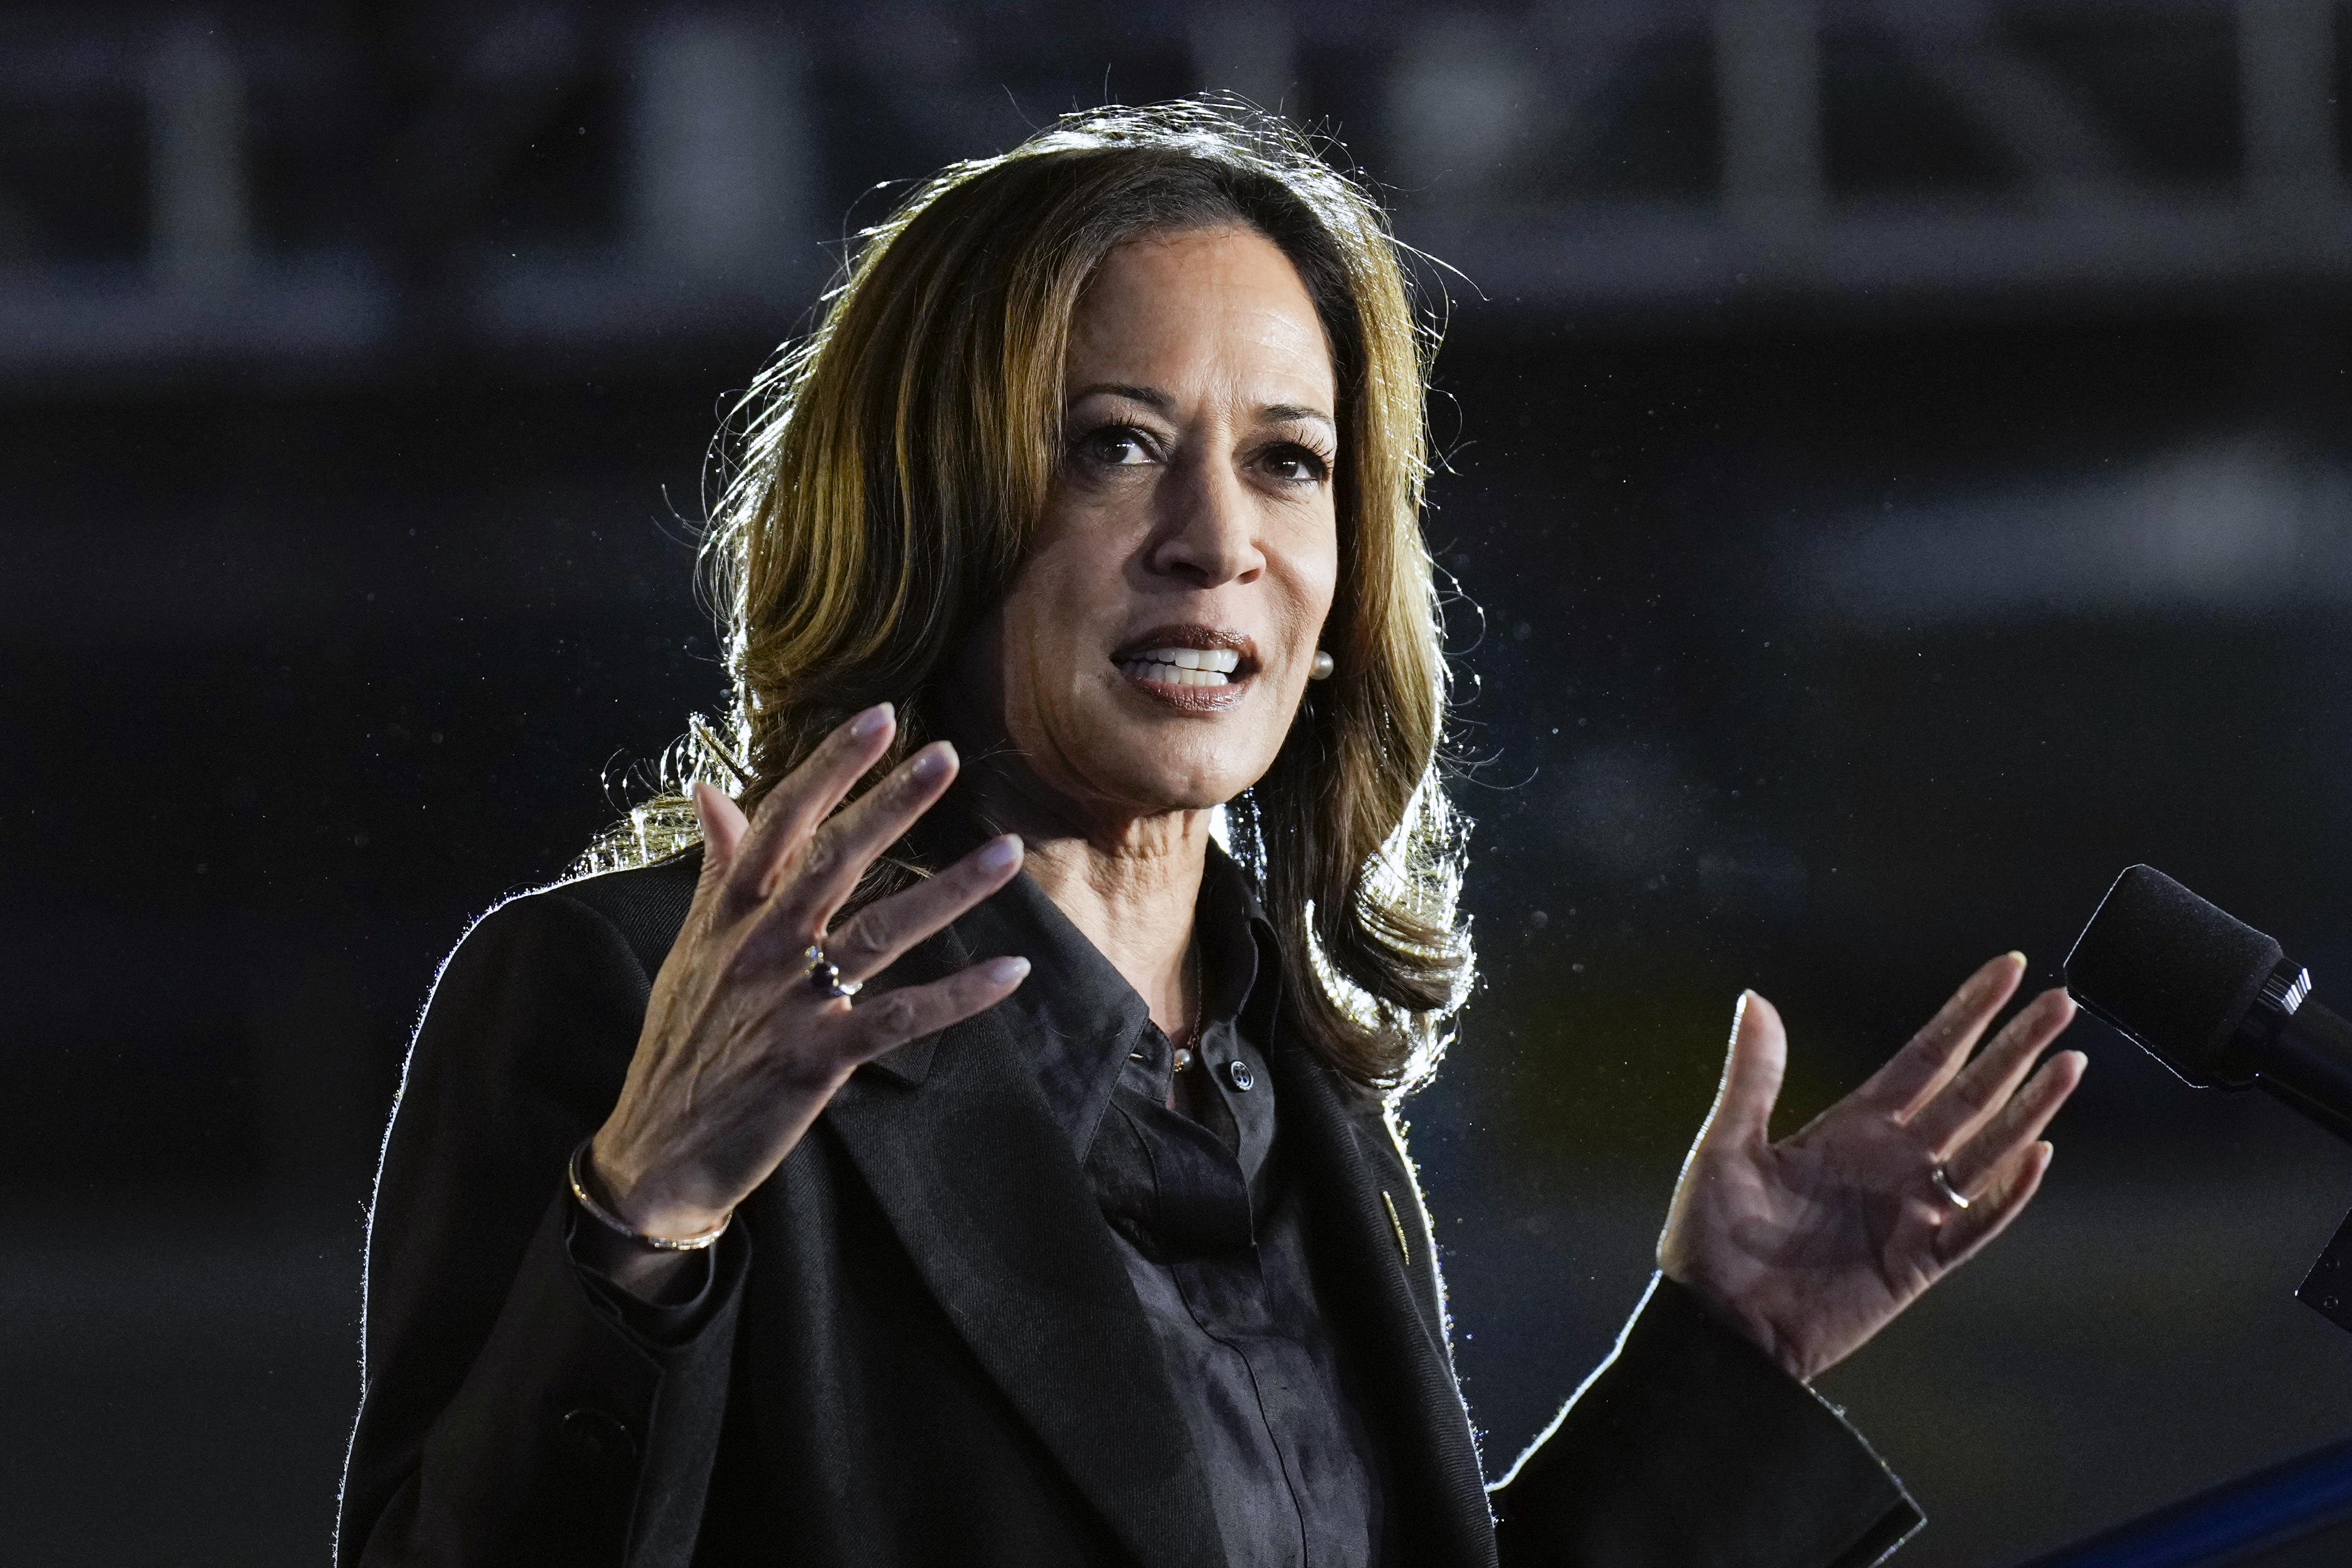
[563,1202,733,1347]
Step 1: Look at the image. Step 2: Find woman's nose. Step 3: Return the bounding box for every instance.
[1148,456,1264,588]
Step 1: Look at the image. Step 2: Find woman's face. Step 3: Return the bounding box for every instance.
[957,224,1341,833]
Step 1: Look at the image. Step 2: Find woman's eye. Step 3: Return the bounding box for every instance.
[1080,426,1155,467]
[1262,444,1331,484]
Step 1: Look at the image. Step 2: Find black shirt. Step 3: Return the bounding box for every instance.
[961,848,1388,1568]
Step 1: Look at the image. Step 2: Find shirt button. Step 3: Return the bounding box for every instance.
[1225,1059,1255,1092]
[559,1407,639,1473]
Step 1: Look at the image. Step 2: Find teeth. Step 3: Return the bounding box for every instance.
[1134,646,1239,673]
[1119,658,1234,687]
[1116,646,1244,687]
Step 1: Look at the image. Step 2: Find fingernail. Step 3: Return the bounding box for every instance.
[984,955,1031,985]
[909,744,952,783]
[2006,950,2027,967]
[852,702,893,741]
[977,834,1022,875]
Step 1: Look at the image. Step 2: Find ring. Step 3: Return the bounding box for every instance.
[804,943,862,1001]
[1929,1164,1971,1211]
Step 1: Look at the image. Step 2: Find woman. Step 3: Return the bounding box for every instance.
[339,102,2084,1566]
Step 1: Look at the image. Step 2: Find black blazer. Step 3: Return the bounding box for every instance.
[339,852,1919,1567]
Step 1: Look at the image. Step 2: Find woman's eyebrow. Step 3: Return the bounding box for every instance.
[1069,383,1334,433]
[1264,403,1336,432]
[1069,382,1172,411]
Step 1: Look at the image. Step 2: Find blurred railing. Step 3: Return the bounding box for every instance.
[1,0,2347,387]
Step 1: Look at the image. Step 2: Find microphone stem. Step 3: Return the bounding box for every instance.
[2258,1001,2352,1145]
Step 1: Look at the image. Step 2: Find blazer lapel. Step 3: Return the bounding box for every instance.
[1275,1044,1502,1568]
[824,1001,1227,1568]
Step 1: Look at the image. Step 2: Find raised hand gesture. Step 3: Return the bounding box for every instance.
[580,703,1030,1294]
[1657,953,2086,1382]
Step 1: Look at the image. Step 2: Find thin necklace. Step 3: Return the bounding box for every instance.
[1172,939,1202,1073]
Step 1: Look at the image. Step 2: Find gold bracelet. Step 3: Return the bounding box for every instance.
[567,1139,733,1252]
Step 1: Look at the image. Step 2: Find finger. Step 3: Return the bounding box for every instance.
[1855,952,2026,1118]
[726,703,897,908]
[1942,1047,2086,1193]
[774,740,960,932]
[1931,1139,2055,1269]
[1695,991,1786,1150]
[691,780,750,886]
[1908,988,2077,1154]
[826,834,1025,981]
[828,955,1033,1069]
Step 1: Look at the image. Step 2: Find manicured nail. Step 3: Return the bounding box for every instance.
[977,834,1022,875]
[984,956,1031,985]
[909,744,953,783]
[852,702,893,742]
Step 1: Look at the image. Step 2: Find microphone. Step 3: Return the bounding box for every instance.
[2068,864,2352,1333]
[2063,864,2352,1141]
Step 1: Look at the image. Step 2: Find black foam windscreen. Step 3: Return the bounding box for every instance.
[2063,864,2283,1090]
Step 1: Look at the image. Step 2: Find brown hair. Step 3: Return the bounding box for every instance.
[588,99,1471,1089]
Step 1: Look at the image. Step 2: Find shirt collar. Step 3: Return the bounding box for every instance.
[944,836,1278,1161]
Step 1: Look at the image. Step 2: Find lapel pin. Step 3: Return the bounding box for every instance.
[1381,1190,1412,1266]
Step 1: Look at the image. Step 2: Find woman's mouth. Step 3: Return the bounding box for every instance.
[1110,628,1259,707]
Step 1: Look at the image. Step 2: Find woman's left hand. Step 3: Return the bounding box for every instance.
[1657,952,2086,1383]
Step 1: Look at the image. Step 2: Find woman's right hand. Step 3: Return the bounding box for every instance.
[579,702,1028,1291]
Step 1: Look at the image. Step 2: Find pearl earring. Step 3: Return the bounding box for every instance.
[1309,649,1335,681]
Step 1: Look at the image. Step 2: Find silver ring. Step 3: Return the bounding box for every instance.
[804,943,862,1001]
[1929,1164,1971,1211]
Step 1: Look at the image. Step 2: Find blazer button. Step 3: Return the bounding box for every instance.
[559,1407,639,1473]
[1225,1059,1255,1092]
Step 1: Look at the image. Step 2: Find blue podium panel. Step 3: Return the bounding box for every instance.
[2013,1432,2352,1568]
[2241,1512,2352,1566]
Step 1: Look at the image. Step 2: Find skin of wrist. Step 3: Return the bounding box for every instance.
[572,1211,702,1300]
[584,1134,731,1241]
[1663,1261,1811,1383]
[572,1143,714,1301]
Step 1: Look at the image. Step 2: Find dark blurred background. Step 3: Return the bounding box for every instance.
[6,2,2352,1563]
